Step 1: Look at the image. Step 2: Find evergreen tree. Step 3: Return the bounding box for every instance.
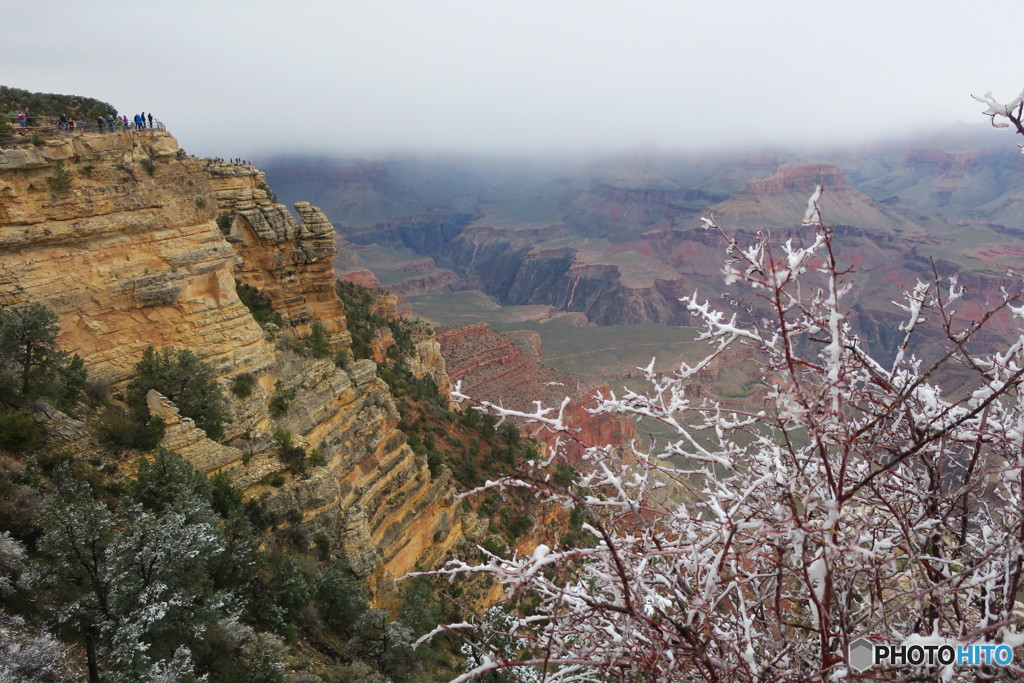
[306,319,331,359]
[0,302,86,408]
[32,464,113,682]
[31,454,258,681]
[127,347,228,441]
[314,560,369,637]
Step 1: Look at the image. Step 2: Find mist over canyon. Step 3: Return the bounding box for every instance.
[261,125,1024,381]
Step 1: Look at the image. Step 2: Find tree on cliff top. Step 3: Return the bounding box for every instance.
[418,108,1024,679]
[0,85,117,121]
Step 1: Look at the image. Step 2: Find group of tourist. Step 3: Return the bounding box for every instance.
[94,112,155,132]
[210,157,255,166]
[8,107,157,134]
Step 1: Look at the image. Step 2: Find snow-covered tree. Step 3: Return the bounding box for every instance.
[30,452,246,682]
[419,175,1024,680]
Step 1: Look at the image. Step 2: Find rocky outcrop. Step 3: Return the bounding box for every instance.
[410,337,456,400]
[207,162,351,349]
[0,130,471,587]
[0,130,267,385]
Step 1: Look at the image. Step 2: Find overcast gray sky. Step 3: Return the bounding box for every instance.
[7,0,1024,158]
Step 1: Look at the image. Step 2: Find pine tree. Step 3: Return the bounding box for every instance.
[0,302,86,407]
[31,453,253,681]
[127,347,228,441]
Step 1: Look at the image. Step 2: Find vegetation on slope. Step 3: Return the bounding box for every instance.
[336,279,587,552]
[0,301,458,681]
[235,279,284,327]
[0,288,578,681]
[0,85,117,121]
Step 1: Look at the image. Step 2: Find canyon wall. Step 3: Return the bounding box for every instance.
[0,130,473,584]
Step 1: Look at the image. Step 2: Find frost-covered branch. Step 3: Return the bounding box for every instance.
[419,188,1024,681]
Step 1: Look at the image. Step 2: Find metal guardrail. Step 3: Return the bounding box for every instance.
[2,118,166,141]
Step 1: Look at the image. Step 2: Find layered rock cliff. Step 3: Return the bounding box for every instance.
[0,129,473,585]
[208,162,351,346]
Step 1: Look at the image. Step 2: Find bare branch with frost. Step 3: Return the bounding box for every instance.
[418,187,1024,681]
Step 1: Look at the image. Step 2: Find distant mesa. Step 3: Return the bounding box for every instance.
[709,162,918,235]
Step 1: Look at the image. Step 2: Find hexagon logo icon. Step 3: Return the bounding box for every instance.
[849,637,875,673]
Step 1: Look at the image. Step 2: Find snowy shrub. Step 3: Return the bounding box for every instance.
[0,530,26,596]
[0,612,78,682]
[419,185,1024,681]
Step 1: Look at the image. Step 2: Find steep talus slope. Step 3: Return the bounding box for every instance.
[0,130,474,585]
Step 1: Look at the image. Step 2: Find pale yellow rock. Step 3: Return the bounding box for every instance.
[0,131,475,590]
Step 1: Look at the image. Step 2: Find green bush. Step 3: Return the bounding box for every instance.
[308,320,331,359]
[0,85,117,122]
[127,347,228,441]
[426,449,443,476]
[0,412,42,451]
[231,373,256,399]
[273,430,306,471]
[314,560,368,636]
[94,405,165,451]
[140,158,155,177]
[236,280,284,327]
[308,448,326,467]
[313,533,331,561]
[296,320,331,359]
[216,213,233,235]
[256,181,277,203]
[210,470,244,518]
[269,381,295,417]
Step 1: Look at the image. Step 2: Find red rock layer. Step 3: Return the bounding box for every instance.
[437,323,636,459]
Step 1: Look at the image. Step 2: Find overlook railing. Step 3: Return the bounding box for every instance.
[1,118,166,144]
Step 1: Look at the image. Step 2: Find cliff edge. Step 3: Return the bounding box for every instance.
[0,129,475,585]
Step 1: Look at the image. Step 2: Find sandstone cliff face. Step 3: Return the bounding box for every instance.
[0,130,470,585]
[207,162,351,348]
[0,131,266,385]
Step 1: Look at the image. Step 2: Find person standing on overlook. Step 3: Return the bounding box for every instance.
[147,113,153,128]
